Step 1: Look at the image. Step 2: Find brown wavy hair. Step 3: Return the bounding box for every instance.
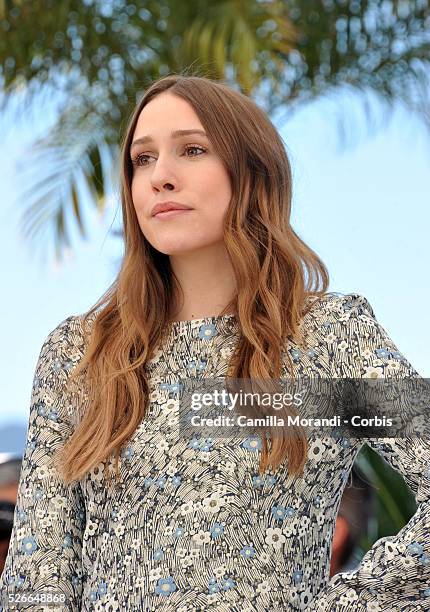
[55,73,329,487]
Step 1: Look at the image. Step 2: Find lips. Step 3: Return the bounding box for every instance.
[153,209,192,220]
[151,201,193,216]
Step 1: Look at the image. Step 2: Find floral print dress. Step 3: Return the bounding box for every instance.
[0,293,429,611]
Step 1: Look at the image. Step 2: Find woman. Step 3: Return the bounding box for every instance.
[1,74,429,611]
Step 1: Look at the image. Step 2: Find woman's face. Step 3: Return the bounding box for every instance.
[129,92,232,256]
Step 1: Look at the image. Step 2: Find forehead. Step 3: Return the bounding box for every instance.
[133,92,203,136]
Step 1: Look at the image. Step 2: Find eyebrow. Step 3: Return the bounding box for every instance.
[130,129,208,151]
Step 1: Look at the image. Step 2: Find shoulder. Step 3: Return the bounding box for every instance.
[28,315,94,433]
[35,313,94,383]
[302,292,376,325]
[40,314,88,355]
[296,292,381,347]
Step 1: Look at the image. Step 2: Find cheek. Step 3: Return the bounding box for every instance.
[131,177,146,213]
[207,165,231,197]
[202,170,232,218]
[130,179,155,243]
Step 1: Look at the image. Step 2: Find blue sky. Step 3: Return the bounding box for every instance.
[0,84,429,432]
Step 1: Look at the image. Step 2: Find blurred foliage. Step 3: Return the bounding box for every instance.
[354,444,416,559]
[0,0,429,259]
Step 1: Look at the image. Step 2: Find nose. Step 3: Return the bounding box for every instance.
[152,179,175,192]
[150,154,178,193]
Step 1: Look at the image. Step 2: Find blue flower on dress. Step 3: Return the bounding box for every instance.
[240,545,255,558]
[37,404,48,416]
[52,358,62,372]
[143,477,153,488]
[271,505,295,520]
[199,324,218,340]
[307,349,317,358]
[171,476,181,486]
[290,349,302,361]
[174,527,185,538]
[89,590,99,602]
[155,476,166,489]
[252,476,264,489]
[189,437,214,452]
[266,475,276,486]
[15,574,25,587]
[407,542,424,556]
[155,576,177,596]
[153,548,164,561]
[313,495,323,508]
[98,581,108,596]
[222,578,235,590]
[210,523,224,539]
[48,410,59,421]
[63,534,72,548]
[271,505,288,520]
[64,359,74,372]
[375,348,391,358]
[121,445,134,460]
[197,360,207,371]
[292,569,303,585]
[21,536,37,555]
[208,583,220,594]
[242,436,262,451]
[421,587,430,598]
[33,489,43,501]
[419,554,430,566]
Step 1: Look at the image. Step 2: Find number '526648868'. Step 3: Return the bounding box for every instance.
[1,590,68,609]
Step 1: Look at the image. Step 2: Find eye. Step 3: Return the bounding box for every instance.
[184,145,207,158]
[131,145,207,167]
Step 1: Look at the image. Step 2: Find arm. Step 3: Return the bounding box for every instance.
[0,317,86,612]
[312,294,430,611]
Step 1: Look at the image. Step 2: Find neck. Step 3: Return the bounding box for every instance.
[169,242,237,321]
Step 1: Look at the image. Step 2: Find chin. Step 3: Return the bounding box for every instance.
[156,239,220,256]
[151,242,200,256]
[142,230,223,256]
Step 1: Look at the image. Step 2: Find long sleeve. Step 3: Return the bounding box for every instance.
[0,317,85,612]
[312,293,430,611]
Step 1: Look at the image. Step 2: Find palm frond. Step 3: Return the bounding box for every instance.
[16,98,117,262]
